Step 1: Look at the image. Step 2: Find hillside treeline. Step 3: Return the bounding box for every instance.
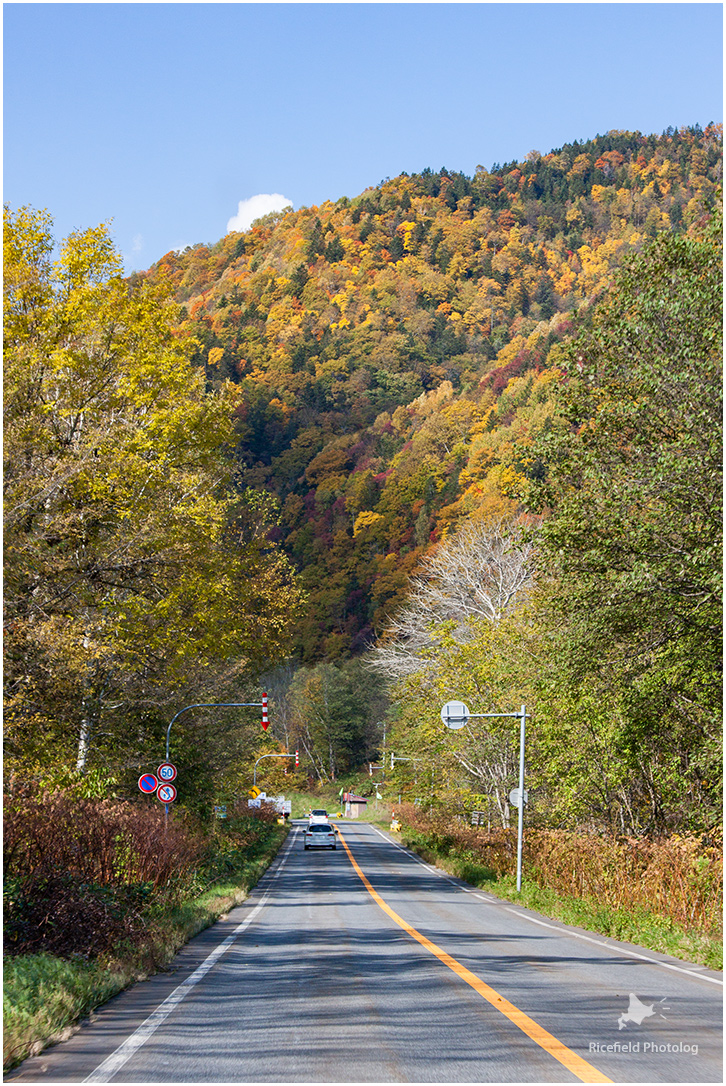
[4,125,722,838]
[144,125,722,662]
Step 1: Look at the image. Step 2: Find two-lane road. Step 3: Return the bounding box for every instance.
[8,820,722,1082]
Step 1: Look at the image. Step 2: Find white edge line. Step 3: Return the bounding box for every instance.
[504,908,723,987]
[369,825,722,987]
[83,828,298,1083]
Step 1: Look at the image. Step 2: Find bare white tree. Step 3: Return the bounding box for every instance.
[450,727,520,828]
[369,516,536,680]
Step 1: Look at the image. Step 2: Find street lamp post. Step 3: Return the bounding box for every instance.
[162,700,267,823]
[253,752,295,789]
[441,701,529,891]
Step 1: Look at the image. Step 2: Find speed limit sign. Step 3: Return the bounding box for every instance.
[157,783,177,804]
[157,762,177,782]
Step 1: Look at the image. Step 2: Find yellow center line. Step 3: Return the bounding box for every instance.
[337,827,612,1085]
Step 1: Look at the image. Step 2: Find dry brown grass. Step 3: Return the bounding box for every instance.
[399,806,722,936]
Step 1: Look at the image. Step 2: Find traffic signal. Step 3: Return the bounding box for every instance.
[295,750,299,767]
[261,693,269,731]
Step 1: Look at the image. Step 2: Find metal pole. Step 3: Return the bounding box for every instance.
[166,701,264,761]
[516,704,526,892]
[163,701,265,826]
[254,752,294,788]
[442,705,528,891]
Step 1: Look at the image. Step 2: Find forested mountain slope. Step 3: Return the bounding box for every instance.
[143,125,722,660]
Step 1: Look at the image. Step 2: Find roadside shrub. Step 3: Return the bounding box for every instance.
[398,805,723,936]
[522,827,723,934]
[3,788,206,959]
[196,812,284,886]
[4,789,204,893]
[4,875,150,959]
[3,788,289,961]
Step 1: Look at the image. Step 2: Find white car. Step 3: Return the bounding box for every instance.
[308,808,329,825]
[304,823,337,850]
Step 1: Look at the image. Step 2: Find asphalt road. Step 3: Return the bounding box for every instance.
[7,820,722,1083]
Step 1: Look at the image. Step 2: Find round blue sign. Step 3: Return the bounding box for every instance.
[138,773,158,794]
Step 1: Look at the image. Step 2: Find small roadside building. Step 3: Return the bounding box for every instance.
[343,793,368,818]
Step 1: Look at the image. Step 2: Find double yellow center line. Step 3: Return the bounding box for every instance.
[337,827,611,1084]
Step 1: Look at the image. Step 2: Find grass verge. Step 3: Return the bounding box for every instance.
[3,823,288,1072]
[397,828,723,972]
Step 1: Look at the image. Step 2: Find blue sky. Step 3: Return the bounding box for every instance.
[4,3,723,272]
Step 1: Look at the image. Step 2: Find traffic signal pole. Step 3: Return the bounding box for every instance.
[165,700,267,761]
[162,699,268,825]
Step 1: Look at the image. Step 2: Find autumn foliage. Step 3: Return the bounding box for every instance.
[398,805,723,936]
[4,123,722,832]
[141,125,722,660]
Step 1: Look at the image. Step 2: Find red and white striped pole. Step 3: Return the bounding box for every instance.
[295,750,299,767]
[261,693,269,731]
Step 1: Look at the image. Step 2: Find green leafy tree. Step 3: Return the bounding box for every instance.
[528,210,723,831]
[4,207,302,781]
[289,660,387,780]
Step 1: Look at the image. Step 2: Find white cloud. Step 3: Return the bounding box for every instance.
[227,193,294,233]
[120,233,145,272]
